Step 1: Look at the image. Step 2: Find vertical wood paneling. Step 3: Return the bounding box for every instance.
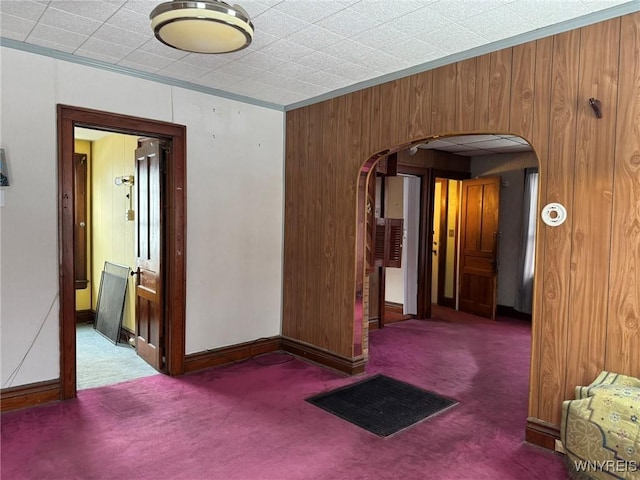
[283,108,304,339]
[337,93,362,357]
[396,75,412,146]
[565,18,620,396]
[488,48,513,132]
[379,80,401,149]
[408,71,433,141]
[607,12,640,375]
[474,53,491,130]
[456,58,477,132]
[528,35,554,418]
[538,29,581,426]
[510,42,536,140]
[361,86,374,159]
[367,85,384,155]
[282,12,639,432]
[321,99,339,351]
[432,63,457,133]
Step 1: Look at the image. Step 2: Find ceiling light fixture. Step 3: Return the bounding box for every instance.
[150,1,254,54]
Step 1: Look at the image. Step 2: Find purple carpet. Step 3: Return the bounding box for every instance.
[1,308,567,480]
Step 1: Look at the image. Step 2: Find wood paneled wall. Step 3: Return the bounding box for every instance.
[283,13,640,429]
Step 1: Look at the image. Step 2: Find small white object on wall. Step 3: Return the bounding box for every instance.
[541,202,567,227]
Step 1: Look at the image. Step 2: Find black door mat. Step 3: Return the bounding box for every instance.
[306,374,458,437]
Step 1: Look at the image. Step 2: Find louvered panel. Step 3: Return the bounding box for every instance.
[387,218,404,268]
[374,218,386,268]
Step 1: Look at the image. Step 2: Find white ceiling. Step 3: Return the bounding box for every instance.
[2,0,636,110]
[419,134,531,156]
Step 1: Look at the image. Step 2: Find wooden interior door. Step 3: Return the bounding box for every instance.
[134,138,165,370]
[459,176,500,319]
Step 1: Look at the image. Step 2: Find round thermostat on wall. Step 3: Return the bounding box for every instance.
[541,203,567,227]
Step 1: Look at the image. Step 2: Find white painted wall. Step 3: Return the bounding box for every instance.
[0,47,284,388]
[470,152,538,307]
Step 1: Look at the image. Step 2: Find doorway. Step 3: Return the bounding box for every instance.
[73,129,161,390]
[58,105,187,399]
[366,133,538,325]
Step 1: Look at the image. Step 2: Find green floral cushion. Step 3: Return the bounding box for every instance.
[561,371,640,480]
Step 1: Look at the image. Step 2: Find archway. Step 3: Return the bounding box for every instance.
[355,132,540,362]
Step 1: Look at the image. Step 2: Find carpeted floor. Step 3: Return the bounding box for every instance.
[2,309,568,480]
[76,322,158,390]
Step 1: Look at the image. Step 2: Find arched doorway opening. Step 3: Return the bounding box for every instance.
[355,132,540,362]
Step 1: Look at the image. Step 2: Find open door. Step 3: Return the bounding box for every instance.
[403,176,420,315]
[134,138,165,370]
[459,176,500,319]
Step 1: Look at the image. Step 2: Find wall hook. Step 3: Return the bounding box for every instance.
[589,98,602,118]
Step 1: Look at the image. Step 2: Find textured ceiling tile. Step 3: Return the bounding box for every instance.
[195,71,245,90]
[392,7,452,36]
[348,0,427,24]
[247,30,280,50]
[580,0,632,12]
[39,7,102,36]
[383,37,445,63]
[429,0,512,21]
[180,52,233,69]
[506,0,591,28]
[291,68,350,90]
[0,13,36,40]
[256,39,314,62]
[0,0,46,21]
[121,49,175,69]
[75,48,123,64]
[285,24,346,49]
[271,61,316,79]
[272,1,350,23]
[218,62,269,80]
[459,6,535,42]
[315,7,381,37]
[46,0,126,22]
[107,7,150,33]
[252,8,310,38]
[417,24,488,53]
[324,60,379,81]
[28,23,88,49]
[136,38,190,59]
[351,24,413,50]
[323,40,409,72]
[235,51,288,70]
[156,61,211,81]
[92,24,151,48]
[236,0,274,18]
[79,37,136,60]
[296,50,345,70]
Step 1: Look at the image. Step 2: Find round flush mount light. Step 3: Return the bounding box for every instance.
[150,1,254,54]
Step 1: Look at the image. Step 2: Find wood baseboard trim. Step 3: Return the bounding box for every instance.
[75,309,95,324]
[526,417,560,451]
[119,326,135,346]
[281,337,366,375]
[1,379,61,413]
[385,301,404,315]
[368,318,380,331]
[184,337,282,373]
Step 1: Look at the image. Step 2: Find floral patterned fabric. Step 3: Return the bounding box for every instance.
[561,371,640,480]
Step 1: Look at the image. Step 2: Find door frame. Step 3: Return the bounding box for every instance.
[58,104,187,399]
